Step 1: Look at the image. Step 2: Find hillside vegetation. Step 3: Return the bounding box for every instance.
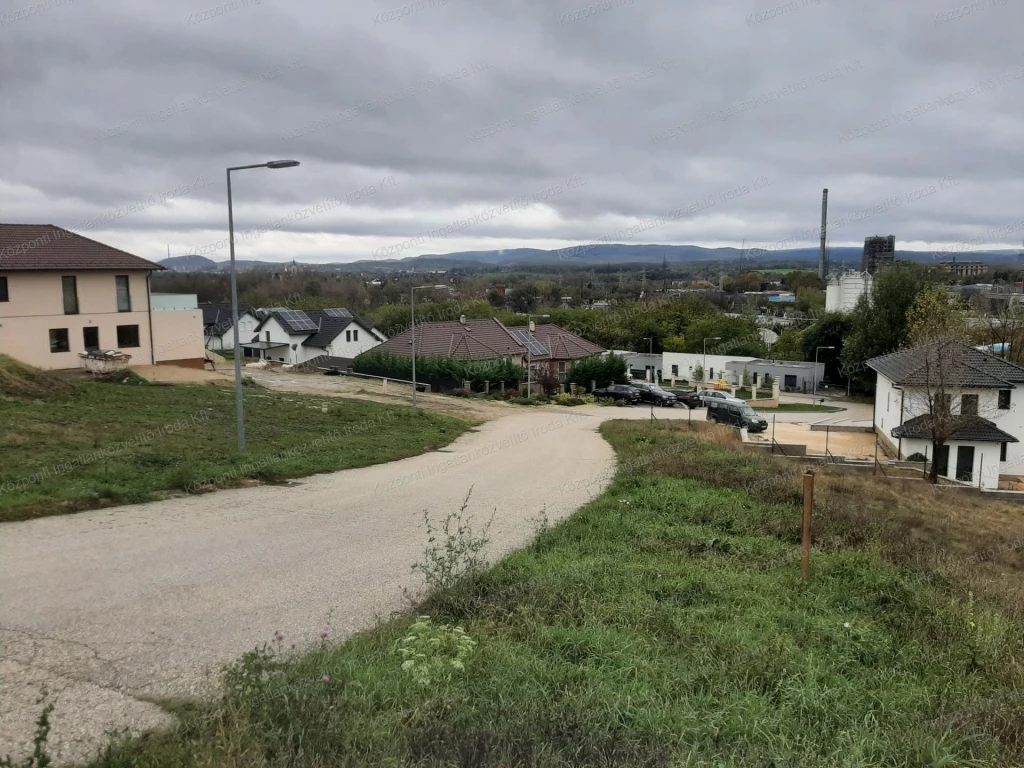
[0,358,470,522]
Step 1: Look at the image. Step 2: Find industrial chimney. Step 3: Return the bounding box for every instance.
[819,188,829,280]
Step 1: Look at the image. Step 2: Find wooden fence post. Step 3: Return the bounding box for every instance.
[802,471,814,581]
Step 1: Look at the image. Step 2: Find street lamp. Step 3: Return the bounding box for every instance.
[523,313,550,397]
[814,346,836,397]
[410,284,447,412]
[703,337,721,386]
[227,159,300,453]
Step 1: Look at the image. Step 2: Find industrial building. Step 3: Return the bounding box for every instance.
[862,235,896,274]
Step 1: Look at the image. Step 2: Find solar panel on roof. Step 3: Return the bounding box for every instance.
[323,308,352,318]
[276,308,318,332]
[510,328,548,357]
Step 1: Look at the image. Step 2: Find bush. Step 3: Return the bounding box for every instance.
[565,354,629,390]
[907,452,928,462]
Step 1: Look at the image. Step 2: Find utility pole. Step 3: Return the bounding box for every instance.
[819,188,829,280]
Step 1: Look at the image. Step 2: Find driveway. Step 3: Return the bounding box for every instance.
[0,404,667,764]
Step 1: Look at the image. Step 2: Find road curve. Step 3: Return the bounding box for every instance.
[0,404,663,764]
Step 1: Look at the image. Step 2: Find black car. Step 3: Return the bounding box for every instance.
[593,384,642,404]
[666,389,703,409]
[629,381,677,407]
[706,399,768,432]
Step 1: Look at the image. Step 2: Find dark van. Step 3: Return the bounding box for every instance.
[707,400,768,432]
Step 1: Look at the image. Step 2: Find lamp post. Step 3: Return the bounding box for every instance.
[643,336,654,381]
[523,313,550,397]
[814,345,836,398]
[410,284,447,412]
[703,337,721,387]
[227,159,299,453]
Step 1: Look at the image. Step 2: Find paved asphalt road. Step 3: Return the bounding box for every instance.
[0,400,867,764]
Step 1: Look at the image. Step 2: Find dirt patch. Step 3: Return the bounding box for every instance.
[242,367,515,421]
[132,365,233,386]
[748,422,876,458]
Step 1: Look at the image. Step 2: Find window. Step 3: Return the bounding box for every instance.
[558,361,567,373]
[83,327,99,352]
[62,276,78,314]
[49,328,70,353]
[671,365,679,376]
[115,275,131,312]
[961,394,979,416]
[345,330,351,342]
[116,324,140,348]
[1001,442,1008,462]
[352,329,359,341]
[0,276,8,302]
[999,389,1011,410]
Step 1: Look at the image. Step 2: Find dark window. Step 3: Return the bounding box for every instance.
[558,361,567,373]
[961,394,979,416]
[671,365,678,376]
[116,324,140,348]
[999,389,1011,410]
[353,329,359,342]
[62,276,79,314]
[1001,442,1008,462]
[115,275,131,312]
[49,328,70,353]
[83,327,99,352]
[0,276,8,302]
[345,330,351,342]
[708,368,714,379]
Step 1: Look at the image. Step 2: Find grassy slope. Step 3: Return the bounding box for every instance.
[90,422,1024,767]
[0,371,470,522]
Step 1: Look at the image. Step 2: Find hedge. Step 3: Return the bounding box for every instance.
[565,354,629,389]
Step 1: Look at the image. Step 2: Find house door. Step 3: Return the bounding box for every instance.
[955,446,975,483]
[934,445,949,477]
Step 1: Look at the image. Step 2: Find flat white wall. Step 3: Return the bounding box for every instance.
[662,353,757,384]
[258,316,303,364]
[900,437,1002,490]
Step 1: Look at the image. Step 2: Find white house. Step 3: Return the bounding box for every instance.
[867,342,1024,490]
[202,303,262,352]
[245,308,385,365]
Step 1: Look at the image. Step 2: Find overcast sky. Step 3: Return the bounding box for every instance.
[3,0,1022,264]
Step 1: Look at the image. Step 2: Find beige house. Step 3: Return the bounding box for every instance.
[0,224,205,370]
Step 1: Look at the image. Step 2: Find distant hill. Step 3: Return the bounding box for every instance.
[158,245,1021,273]
[159,254,219,272]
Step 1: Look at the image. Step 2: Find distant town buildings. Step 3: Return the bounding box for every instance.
[939,258,988,278]
[862,235,896,274]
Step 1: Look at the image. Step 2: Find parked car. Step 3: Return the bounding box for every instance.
[700,390,744,406]
[593,384,642,404]
[666,389,703,409]
[629,380,677,407]
[706,399,768,432]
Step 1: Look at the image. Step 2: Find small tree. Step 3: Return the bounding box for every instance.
[693,364,704,384]
[905,287,982,483]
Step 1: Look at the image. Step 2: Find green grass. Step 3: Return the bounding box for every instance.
[85,422,1024,768]
[0,376,470,522]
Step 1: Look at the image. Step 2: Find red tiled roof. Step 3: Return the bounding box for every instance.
[375,319,525,361]
[0,224,163,271]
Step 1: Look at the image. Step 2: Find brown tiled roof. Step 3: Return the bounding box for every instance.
[0,224,163,271]
[372,319,606,362]
[531,324,606,360]
[374,319,525,361]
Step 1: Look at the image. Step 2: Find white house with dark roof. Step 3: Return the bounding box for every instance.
[867,342,1024,490]
[246,308,385,365]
